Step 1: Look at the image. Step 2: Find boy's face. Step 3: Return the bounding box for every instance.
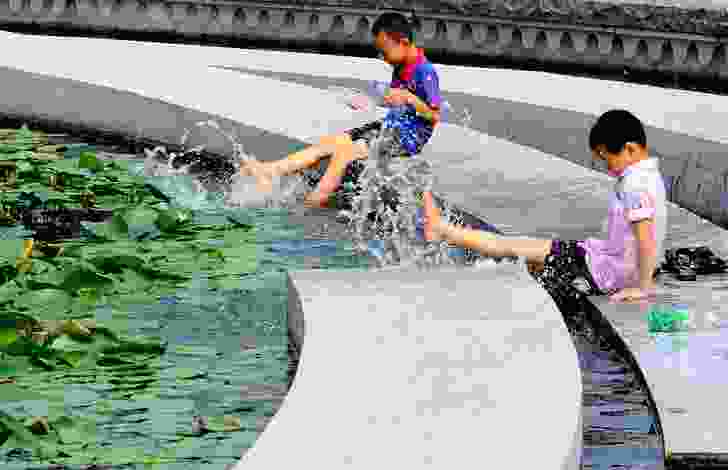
[592,142,647,175]
[374,31,409,66]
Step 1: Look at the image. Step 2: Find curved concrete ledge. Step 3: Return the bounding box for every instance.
[0,33,585,468]
[248,265,582,469]
[3,0,728,80]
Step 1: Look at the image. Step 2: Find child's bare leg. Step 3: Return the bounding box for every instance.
[266,142,337,176]
[239,136,343,193]
[304,139,368,208]
[422,192,552,264]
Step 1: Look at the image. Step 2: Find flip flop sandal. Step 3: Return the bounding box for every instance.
[690,246,728,274]
[673,246,728,275]
[662,249,698,281]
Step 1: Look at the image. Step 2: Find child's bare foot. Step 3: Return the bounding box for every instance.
[422,192,443,241]
[303,190,330,209]
[351,141,369,160]
[239,159,274,194]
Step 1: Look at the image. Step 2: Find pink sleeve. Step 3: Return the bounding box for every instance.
[624,191,656,222]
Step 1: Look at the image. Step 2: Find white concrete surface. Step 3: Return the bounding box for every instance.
[262,265,582,469]
[3,30,728,145]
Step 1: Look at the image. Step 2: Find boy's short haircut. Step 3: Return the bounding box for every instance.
[371,12,414,43]
[588,109,647,155]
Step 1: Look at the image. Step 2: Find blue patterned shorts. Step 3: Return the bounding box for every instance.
[345,115,430,157]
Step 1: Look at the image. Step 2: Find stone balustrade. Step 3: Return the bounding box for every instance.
[2,0,728,80]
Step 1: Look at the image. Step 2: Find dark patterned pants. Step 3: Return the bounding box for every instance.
[530,240,608,298]
[344,120,412,158]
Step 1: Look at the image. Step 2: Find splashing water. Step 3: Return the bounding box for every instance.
[326,91,513,269]
[336,99,482,269]
[141,95,514,270]
[142,120,309,211]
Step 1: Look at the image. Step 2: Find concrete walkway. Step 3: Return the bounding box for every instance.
[0,31,584,469]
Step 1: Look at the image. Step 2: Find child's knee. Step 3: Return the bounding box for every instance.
[318,135,336,147]
[352,141,369,160]
[319,133,352,146]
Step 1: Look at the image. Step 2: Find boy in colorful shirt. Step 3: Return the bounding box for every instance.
[240,12,442,208]
[422,109,667,303]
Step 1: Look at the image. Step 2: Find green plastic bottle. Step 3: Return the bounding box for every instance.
[647,304,690,333]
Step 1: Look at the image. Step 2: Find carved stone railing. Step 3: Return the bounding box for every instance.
[1,0,728,79]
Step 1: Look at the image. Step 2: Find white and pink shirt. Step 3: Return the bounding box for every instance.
[578,157,667,293]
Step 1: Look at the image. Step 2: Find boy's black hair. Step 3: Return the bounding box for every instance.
[589,109,647,154]
[371,12,414,42]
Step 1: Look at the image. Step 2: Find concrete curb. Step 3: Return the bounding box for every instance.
[0,35,584,469]
[276,265,582,470]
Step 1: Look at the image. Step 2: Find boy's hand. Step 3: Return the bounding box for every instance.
[383,88,415,107]
[609,287,656,303]
[346,94,371,111]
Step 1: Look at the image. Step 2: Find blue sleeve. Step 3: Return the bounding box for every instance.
[416,64,442,109]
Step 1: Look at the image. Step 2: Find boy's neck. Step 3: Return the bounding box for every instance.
[394,46,421,67]
[393,46,423,80]
[612,154,650,177]
[405,45,420,62]
[629,154,649,166]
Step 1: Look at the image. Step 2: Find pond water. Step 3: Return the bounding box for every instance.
[0,125,372,469]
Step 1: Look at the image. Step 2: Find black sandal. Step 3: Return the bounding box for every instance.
[662,248,698,281]
[689,246,728,274]
[662,246,728,280]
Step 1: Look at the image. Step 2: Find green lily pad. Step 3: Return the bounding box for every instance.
[3,336,42,357]
[57,264,115,292]
[155,207,193,233]
[63,143,96,160]
[87,253,146,274]
[96,354,137,367]
[0,238,26,265]
[30,354,56,370]
[57,351,86,368]
[78,151,101,172]
[101,336,166,355]
[15,160,34,174]
[0,327,17,347]
[15,289,73,317]
[49,334,88,353]
[88,214,130,241]
[123,205,158,226]
[0,411,61,459]
[0,410,38,447]
[51,415,97,446]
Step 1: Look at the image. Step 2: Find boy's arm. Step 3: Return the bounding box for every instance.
[407,66,442,123]
[408,95,440,123]
[625,190,658,290]
[632,218,658,290]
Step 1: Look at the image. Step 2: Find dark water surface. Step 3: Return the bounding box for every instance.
[0,127,372,469]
